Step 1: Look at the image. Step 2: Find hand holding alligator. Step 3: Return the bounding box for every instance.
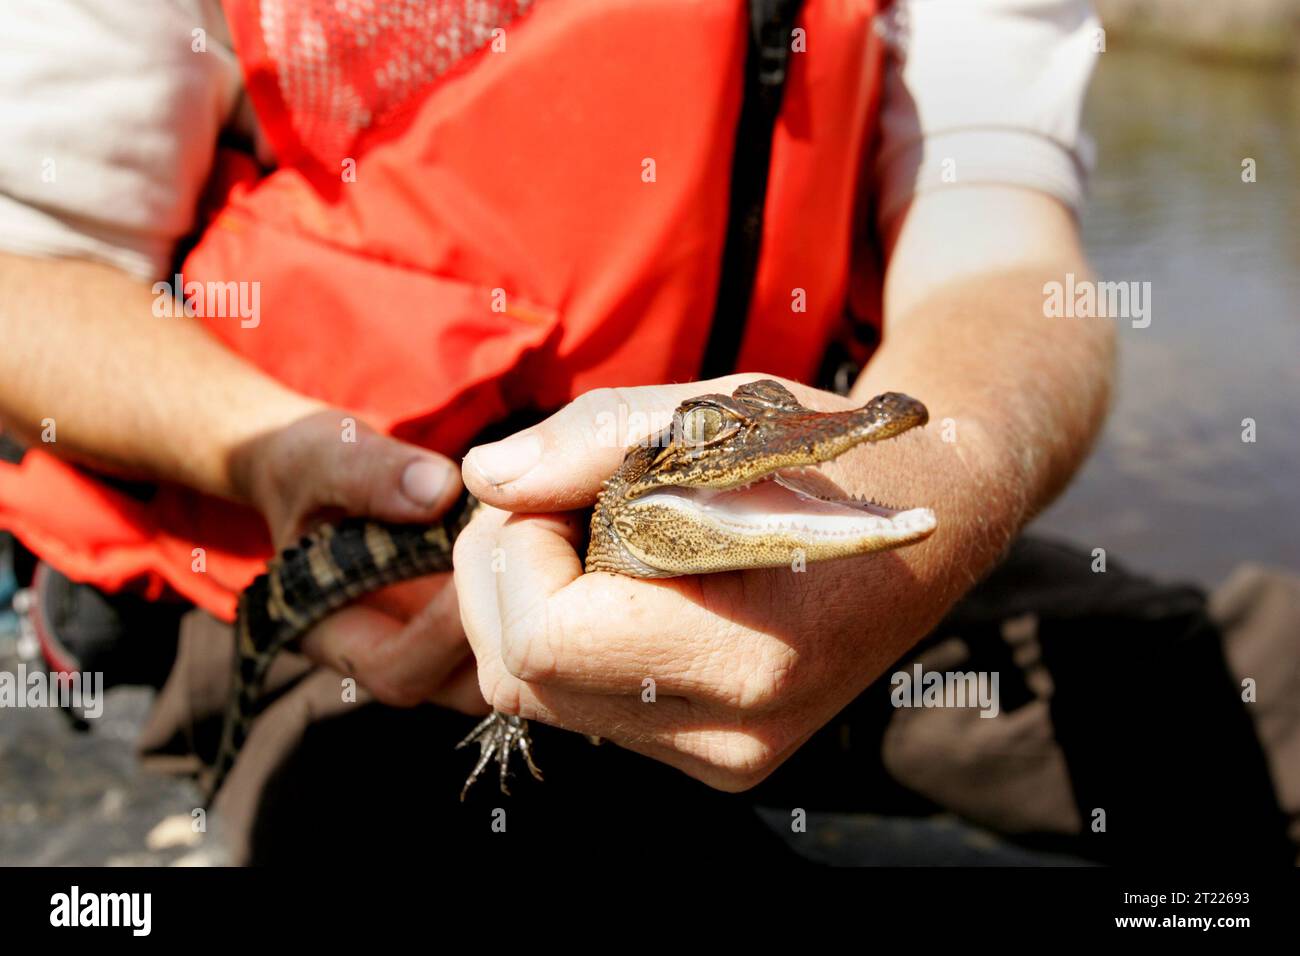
[229,408,484,712]
[456,375,949,792]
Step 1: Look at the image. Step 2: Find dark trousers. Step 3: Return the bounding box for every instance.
[120,537,1300,865]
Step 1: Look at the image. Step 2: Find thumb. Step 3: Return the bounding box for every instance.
[462,375,763,513]
[322,425,463,524]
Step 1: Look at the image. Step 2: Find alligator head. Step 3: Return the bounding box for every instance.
[585,379,937,577]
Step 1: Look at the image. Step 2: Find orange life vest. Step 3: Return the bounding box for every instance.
[0,0,888,621]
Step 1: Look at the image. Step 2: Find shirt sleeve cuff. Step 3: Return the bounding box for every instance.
[876,126,1094,234]
[0,191,166,281]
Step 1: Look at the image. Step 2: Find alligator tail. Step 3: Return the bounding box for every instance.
[203,516,462,804]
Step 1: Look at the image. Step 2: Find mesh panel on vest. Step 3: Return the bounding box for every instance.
[258,0,534,164]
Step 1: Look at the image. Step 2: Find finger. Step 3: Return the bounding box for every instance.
[451,504,510,675]
[355,574,442,620]
[489,511,780,709]
[324,426,463,524]
[426,657,491,715]
[299,603,400,685]
[300,573,469,707]
[461,374,771,512]
[601,708,804,792]
[486,671,793,793]
[452,505,591,707]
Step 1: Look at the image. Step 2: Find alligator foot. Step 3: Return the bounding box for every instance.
[455,710,544,800]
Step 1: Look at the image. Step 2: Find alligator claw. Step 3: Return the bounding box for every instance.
[455,711,544,800]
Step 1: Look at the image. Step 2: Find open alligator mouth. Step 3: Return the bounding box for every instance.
[587,382,939,577]
[635,464,937,546]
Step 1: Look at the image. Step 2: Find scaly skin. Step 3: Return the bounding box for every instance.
[207,380,934,803]
[586,379,935,576]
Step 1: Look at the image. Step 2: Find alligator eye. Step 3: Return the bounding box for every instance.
[677,404,735,446]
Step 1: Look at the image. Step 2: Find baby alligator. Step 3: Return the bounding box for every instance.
[207,380,935,801]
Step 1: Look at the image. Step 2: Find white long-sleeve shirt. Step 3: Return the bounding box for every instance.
[0,0,1099,282]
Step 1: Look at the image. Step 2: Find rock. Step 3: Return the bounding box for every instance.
[145,814,205,851]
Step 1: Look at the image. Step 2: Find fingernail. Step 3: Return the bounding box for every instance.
[466,432,543,486]
[401,459,450,507]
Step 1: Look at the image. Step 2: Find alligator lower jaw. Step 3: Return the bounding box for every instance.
[638,466,936,546]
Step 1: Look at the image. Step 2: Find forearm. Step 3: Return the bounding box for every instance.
[846,192,1115,608]
[0,253,323,500]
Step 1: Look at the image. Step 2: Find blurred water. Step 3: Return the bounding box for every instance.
[1034,47,1300,585]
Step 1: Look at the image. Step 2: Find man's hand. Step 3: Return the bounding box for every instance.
[229,408,486,713]
[454,377,997,790]
[453,185,1115,790]
[0,253,486,712]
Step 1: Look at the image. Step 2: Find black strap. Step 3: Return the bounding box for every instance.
[698,0,805,380]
